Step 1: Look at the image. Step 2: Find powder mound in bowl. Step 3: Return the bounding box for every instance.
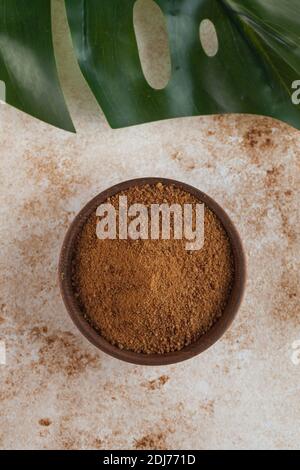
[71,184,234,354]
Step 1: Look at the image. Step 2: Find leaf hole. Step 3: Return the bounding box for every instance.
[133,0,171,90]
[0,80,6,103]
[199,19,219,57]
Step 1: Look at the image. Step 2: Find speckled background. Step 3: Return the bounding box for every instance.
[0,0,299,450]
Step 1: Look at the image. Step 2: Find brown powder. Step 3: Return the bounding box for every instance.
[39,418,52,427]
[143,375,170,390]
[134,432,168,450]
[71,183,234,354]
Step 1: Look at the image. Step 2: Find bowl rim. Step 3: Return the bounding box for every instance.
[58,177,246,366]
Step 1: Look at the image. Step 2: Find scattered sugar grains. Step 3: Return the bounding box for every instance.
[71,184,234,354]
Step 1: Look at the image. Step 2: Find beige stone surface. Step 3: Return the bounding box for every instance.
[0,0,299,450]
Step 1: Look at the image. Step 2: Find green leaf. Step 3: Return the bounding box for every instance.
[65,0,300,129]
[0,0,74,131]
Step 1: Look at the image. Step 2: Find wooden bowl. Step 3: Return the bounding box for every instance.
[59,178,246,366]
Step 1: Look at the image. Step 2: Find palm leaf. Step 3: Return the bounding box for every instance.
[65,0,300,129]
[0,0,74,131]
[1,0,300,131]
